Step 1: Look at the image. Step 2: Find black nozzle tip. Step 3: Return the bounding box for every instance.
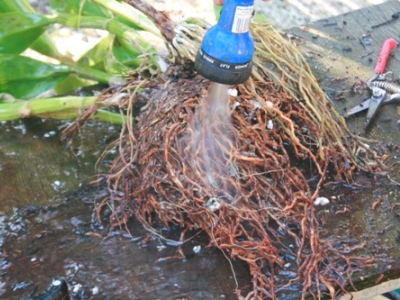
[194,50,252,85]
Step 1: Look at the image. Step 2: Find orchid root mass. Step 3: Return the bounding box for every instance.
[66,5,381,299]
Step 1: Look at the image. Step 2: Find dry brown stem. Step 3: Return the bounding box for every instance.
[124,0,175,43]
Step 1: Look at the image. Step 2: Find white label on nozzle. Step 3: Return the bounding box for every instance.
[232,6,254,33]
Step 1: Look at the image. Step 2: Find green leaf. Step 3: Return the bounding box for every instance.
[54,74,97,95]
[76,21,157,76]
[0,55,70,99]
[0,12,54,54]
[0,0,69,62]
[105,35,160,76]
[50,0,112,18]
[0,0,36,13]
[253,12,269,24]
[213,4,222,21]
[104,47,133,76]
[112,37,142,68]
[77,35,112,71]
[77,33,152,77]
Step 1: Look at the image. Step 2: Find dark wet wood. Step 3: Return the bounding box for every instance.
[289,0,400,136]
[288,0,400,297]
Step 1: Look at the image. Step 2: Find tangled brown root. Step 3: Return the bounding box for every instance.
[63,22,381,299]
[98,73,373,298]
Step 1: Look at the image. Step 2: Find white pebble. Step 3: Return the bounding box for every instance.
[72,284,82,293]
[267,119,273,130]
[228,88,238,97]
[157,245,166,251]
[266,101,273,107]
[92,286,99,295]
[248,99,261,109]
[52,279,62,286]
[193,245,201,254]
[232,101,240,109]
[314,197,330,206]
[205,197,221,212]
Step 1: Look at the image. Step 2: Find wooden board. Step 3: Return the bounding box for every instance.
[290,0,400,136]
[288,0,400,297]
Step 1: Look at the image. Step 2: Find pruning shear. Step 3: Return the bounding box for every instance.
[345,38,399,128]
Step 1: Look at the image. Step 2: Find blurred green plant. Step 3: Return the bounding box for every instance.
[0,0,267,124]
[0,0,169,124]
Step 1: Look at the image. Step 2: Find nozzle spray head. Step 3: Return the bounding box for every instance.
[195,0,255,85]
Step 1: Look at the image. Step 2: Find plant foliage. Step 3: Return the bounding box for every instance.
[0,0,164,123]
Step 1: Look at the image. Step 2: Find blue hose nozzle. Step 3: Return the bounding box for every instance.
[195,0,255,85]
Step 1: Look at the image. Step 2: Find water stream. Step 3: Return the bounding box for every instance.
[191,82,234,197]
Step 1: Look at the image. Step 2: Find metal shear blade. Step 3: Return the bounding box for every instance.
[345,89,400,127]
[344,87,386,128]
[344,38,397,129]
[365,87,386,128]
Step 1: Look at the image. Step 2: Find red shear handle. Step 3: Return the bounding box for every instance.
[375,38,397,74]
